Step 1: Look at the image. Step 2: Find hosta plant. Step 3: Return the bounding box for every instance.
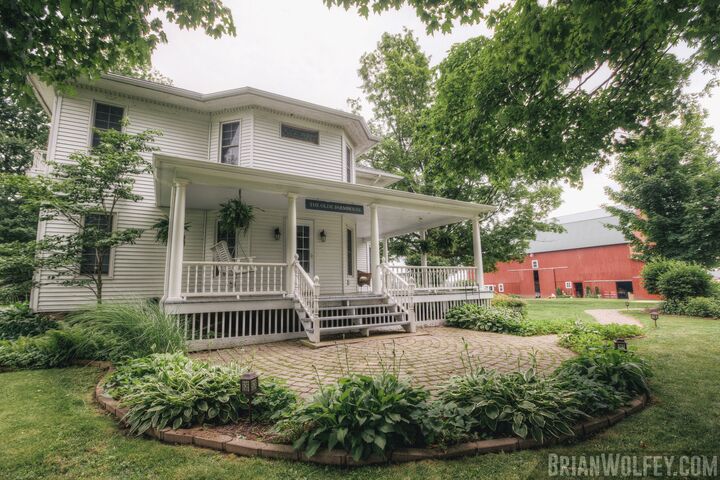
[445,303,525,334]
[554,349,652,396]
[287,372,428,461]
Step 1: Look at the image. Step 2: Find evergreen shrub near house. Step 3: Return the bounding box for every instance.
[445,303,525,334]
[105,353,298,434]
[490,294,528,317]
[0,302,58,340]
[643,259,719,318]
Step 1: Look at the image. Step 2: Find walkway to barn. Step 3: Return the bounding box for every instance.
[585,309,644,327]
[192,327,575,397]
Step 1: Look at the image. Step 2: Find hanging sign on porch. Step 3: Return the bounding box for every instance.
[305,199,364,215]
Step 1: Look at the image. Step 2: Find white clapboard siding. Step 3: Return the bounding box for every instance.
[252,112,344,181]
[34,89,211,311]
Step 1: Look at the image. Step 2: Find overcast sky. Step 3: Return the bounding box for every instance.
[151,0,719,218]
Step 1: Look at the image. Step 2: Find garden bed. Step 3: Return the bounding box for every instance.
[94,378,649,466]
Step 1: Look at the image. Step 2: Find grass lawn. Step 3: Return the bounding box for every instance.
[1,299,718,479]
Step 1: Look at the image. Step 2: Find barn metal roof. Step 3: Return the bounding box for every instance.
[528,209,628,253]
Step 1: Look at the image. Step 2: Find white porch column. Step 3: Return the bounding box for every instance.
[472,216,485,288]
[166,179,189,301]
[286,193,297,294]
[420,230,428,288]
[382,238,389,264]
[161,182,177,300]
[370,204,382,294]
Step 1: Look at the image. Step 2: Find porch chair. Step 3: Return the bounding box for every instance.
[211,240,256,274]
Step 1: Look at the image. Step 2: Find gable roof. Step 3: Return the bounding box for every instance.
[29,73,380,155]
[528,209,628,253]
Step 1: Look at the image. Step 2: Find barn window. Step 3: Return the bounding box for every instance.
[281,124,319,144]
[531,259,539,269]
[565,281,572,289]
[498,283,504,293]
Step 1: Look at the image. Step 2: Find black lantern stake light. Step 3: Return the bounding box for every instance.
[614,338,628,351]
[625,300,630,310]
[650,309,660,328]
[240,372,260,421]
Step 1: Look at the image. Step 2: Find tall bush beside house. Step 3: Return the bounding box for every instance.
[656,262,714,300]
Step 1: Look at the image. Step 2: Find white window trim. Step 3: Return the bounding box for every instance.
[498,283,504,293]
[531,259,539,269]
[565,281,573,289]
[88,99,127,149]
[218,120,241,165]
[344,223,355,278]
[293,219,315,275]
[344,139,354,183]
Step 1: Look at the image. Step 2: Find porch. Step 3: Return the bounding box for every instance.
[155,155,495,346]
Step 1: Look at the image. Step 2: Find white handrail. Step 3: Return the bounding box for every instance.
[387,265,479,291]
[380,264,415,330]
[181,261,286,298]
[291,254,320,324]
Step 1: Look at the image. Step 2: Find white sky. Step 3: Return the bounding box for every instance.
[151,0,719,218]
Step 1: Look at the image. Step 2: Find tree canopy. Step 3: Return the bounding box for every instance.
[0,0,234,88]
[354,30,561,268]
[606,107,720,268]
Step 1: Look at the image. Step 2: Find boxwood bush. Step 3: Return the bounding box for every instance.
[662,296,720,318]
[105,353,298,434]
[445,303,525,334]
[490,295,528,318]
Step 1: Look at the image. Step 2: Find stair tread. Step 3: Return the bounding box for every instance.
[318,321,410,334]
[319,303,392,311]
[319,312,404,321]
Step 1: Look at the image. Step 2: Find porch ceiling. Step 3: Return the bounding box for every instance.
[154,154,495,238]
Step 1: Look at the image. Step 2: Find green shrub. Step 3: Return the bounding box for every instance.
[668,296,720,318]
[491,295,528,317]
[0,329,83,369]
[438,367,583,444]
[0,303,58,340]
[641,259,683,295]
[554,349,651,396]
[67,301,186,362]
[445,303,525,334]
[656,262,714,300]
[105,353,298,434]
[553,373,629,416]
[287,373,428,461]
[558,322,643,353]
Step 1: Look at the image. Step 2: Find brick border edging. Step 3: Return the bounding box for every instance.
[94,376,649,466]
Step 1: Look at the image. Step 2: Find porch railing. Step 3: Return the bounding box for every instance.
[181,261,287,298]
[380,264,415,329]
[291,254,320,341]
[387,265,479,292]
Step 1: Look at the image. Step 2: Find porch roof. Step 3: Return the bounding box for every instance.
[154,155,496,239]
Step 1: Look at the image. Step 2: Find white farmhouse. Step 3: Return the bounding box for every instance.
[29,74,493,346]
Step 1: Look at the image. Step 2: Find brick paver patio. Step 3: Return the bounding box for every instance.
[192,327,574,397]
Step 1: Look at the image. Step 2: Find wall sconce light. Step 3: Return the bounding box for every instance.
[319,230,327,242]
[273,227,281,241]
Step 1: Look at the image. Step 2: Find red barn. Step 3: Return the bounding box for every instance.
[484,209,659,300]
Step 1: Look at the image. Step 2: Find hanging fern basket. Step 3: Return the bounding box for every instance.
[218,195,255,234]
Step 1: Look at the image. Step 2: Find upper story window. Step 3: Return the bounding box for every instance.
[281,124,319,145]
[531,259,539,269]
[345,145,353,183]
[92,103,124,147]
[80,213,113,275]
[221,122,240,165]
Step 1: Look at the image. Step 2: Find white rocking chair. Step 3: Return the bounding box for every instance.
[211,241,256,274]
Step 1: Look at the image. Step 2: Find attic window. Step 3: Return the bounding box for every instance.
[281,124,319,145]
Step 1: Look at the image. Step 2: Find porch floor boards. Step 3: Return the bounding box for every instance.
[192,327,574,398]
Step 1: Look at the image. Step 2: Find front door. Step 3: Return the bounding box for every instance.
[296,221,313,275]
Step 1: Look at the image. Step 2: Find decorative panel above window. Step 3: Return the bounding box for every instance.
[281,124,319,145]
[91,103,124,147]
[221,122,240,165]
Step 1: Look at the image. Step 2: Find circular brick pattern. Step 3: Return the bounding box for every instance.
[192,327,575,397]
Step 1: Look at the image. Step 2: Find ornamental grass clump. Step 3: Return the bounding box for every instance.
[287,372,429,461]
[105,353,298,434]
[67,300,186,361]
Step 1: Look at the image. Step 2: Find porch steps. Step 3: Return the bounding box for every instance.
[294,295,412,342]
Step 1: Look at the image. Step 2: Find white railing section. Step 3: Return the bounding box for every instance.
[181,261,287,298]
[387,265,479,292]
[291,254,320,342]
[380,263,416,329]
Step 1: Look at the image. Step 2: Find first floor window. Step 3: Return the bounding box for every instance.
[296,224,311,272]
[216,222,237,257]
[92,103,124,147]
[346,228,353,275]
[80,214,113,274]
[221,122,240,165]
